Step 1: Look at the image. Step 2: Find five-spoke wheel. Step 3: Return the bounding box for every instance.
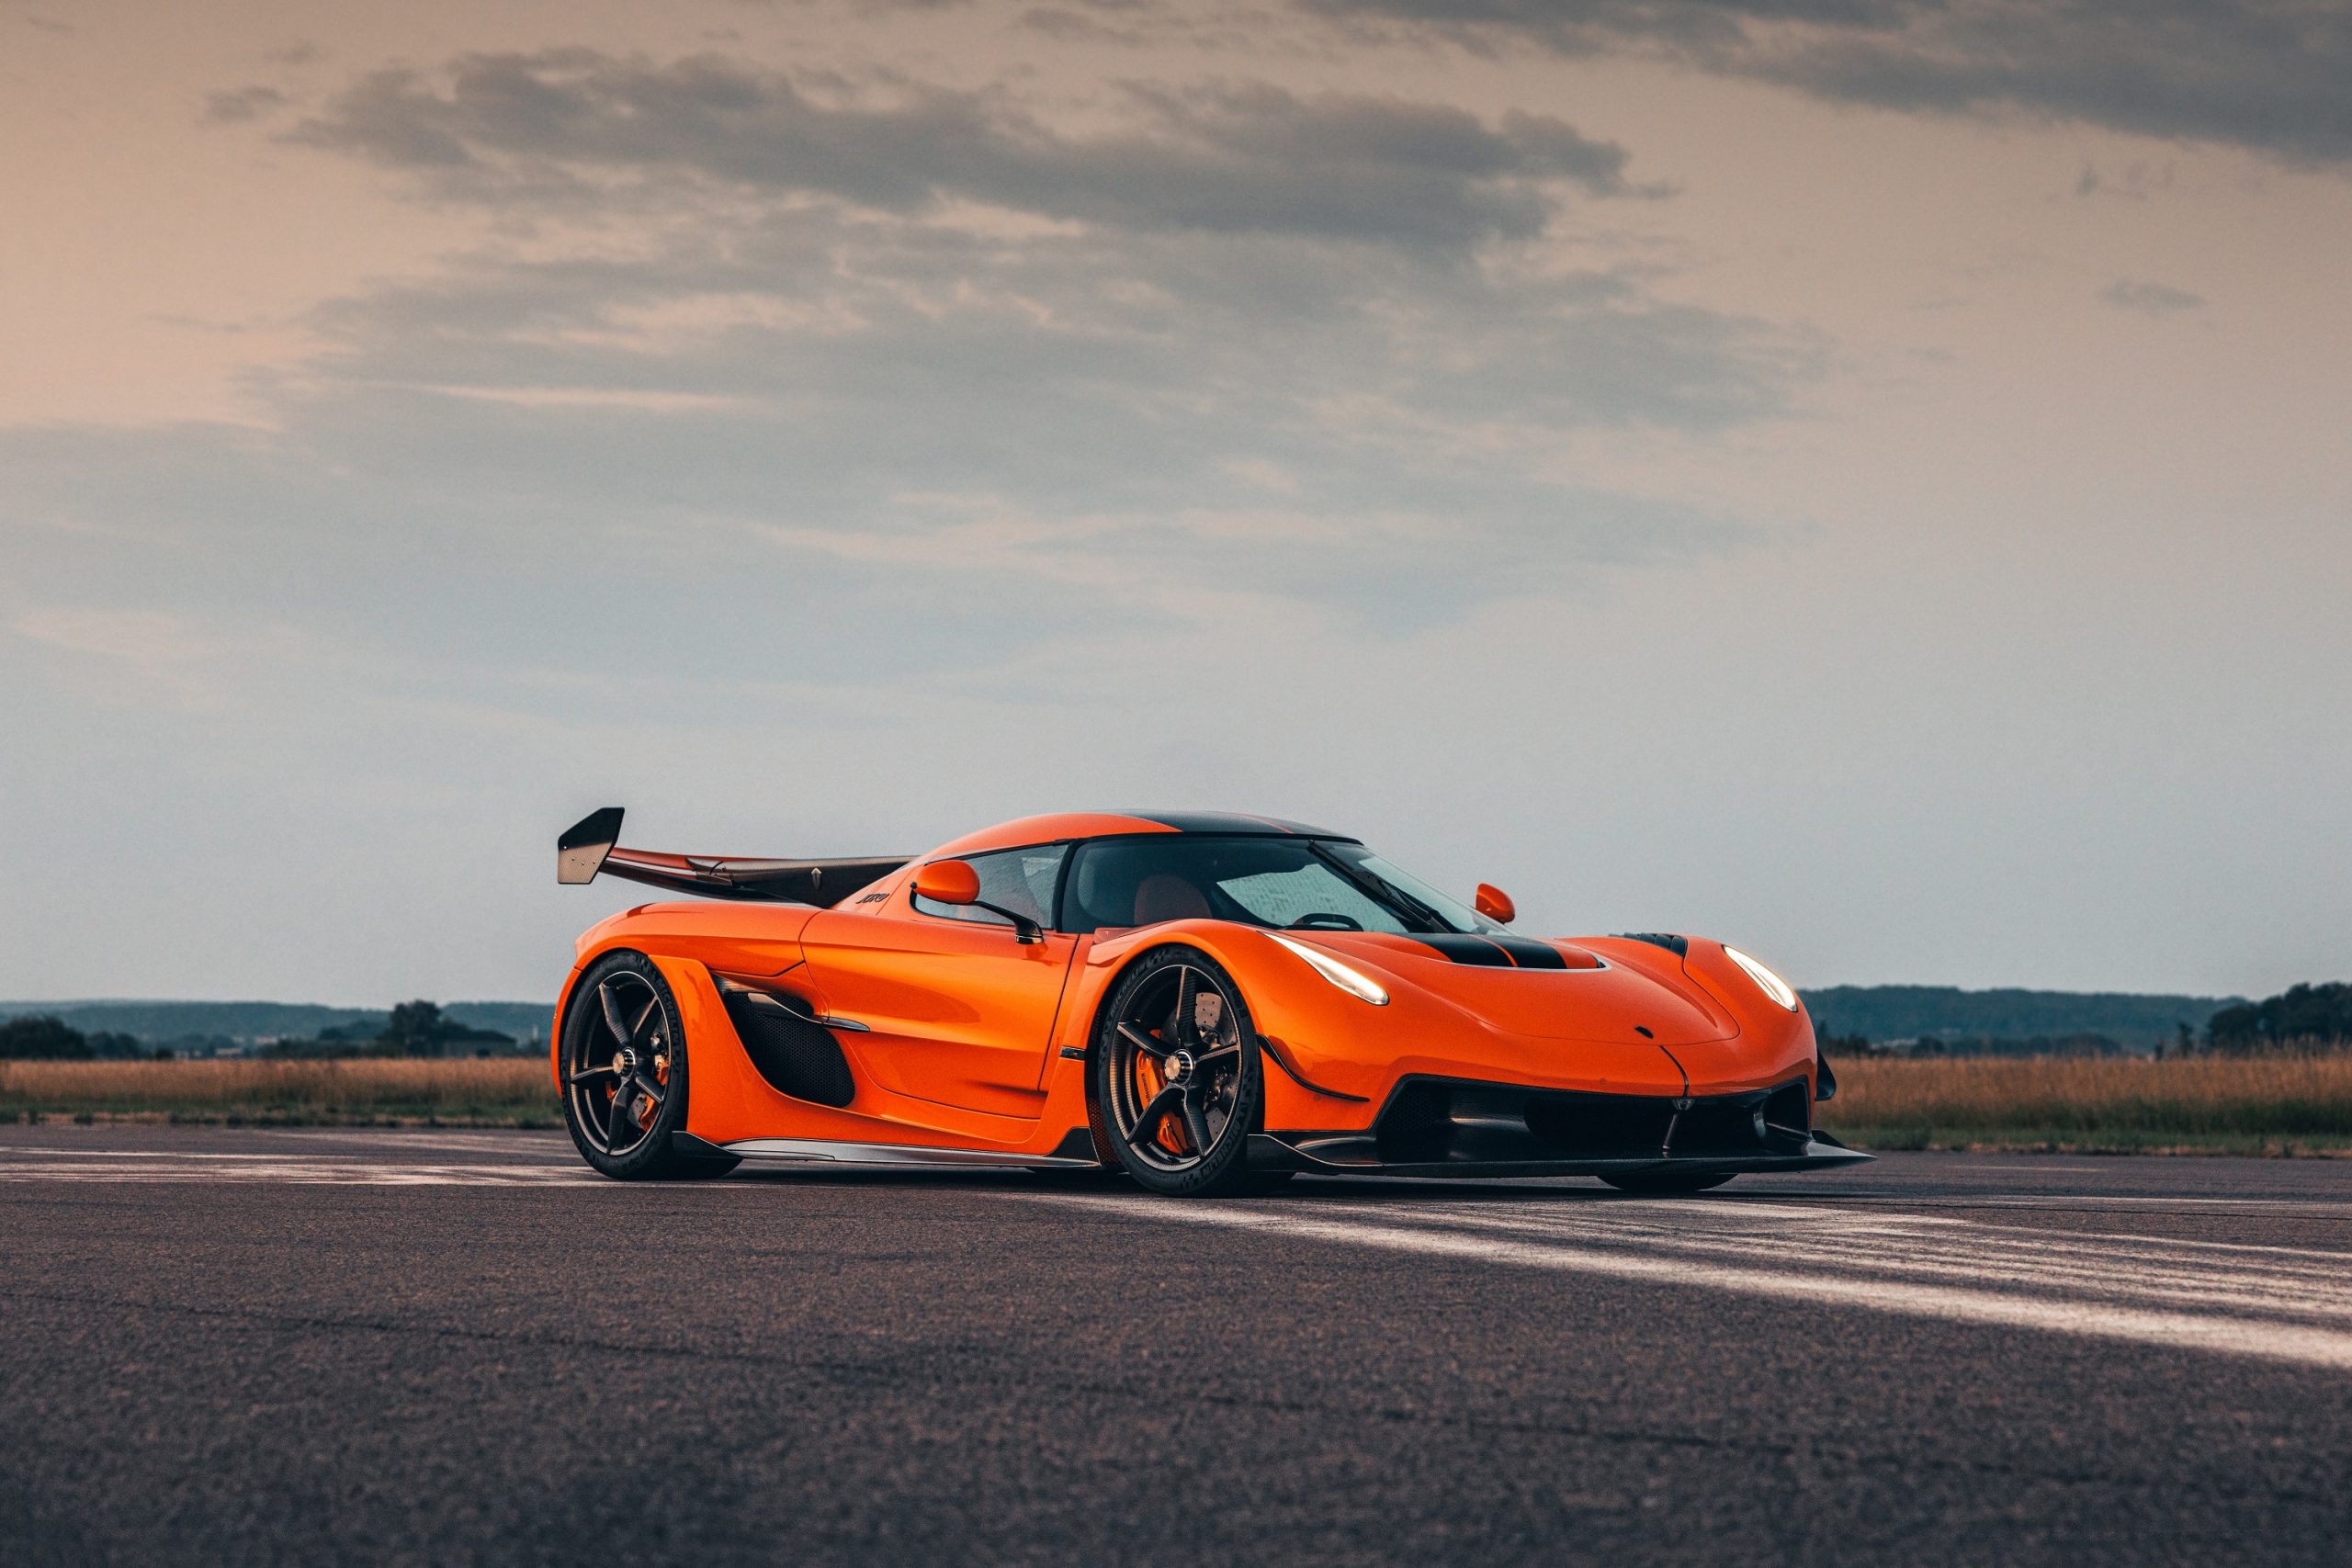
[566,969,673,1158]
[560,952,736,1179]
[1092,946,1276,1197]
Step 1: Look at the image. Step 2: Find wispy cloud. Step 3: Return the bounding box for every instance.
[1304,0,2352,166]
[290,52,1638,250]
[2099,278,2204,317]
[203,85,289,125]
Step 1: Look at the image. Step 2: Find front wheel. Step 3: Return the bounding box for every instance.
[1091,946,1279,1198]
[560,952,738,1180]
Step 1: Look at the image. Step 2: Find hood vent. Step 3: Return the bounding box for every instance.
[1615,932,1689,956]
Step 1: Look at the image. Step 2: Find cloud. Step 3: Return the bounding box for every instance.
[1304,0,2352,166]
[203,85,289,125]
[11,40,1811,774]
[11,606,229,708]
[2099,277,2204,316]
[289,51,1634,250]
[209,49,1819,637]
[15,606,211,666]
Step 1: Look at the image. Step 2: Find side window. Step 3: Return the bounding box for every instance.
[911,844,1069,928]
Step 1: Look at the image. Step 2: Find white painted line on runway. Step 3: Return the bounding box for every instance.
[1034,1193,2352,1371]
[0,1147,345,1160]
[265,1132,575,1159]
[1395,1202,2352,1322]
[0,1158,609,1185]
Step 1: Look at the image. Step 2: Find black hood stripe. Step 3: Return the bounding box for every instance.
[1411,933,1571,969]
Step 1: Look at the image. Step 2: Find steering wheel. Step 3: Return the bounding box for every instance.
[1286,913,1363,931]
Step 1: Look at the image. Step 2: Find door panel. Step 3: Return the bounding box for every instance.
[799,909,1078,1122]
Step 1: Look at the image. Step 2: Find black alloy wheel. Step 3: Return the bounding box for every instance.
[560,952,736,1180]
[1092,946,1279,1197]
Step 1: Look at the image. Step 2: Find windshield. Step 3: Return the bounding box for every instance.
[1320,842,1498,933]
[1060,836,1498,935]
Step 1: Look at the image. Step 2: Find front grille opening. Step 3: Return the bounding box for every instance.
[1522,1092,1676,1157]
[1369,1076,1815,1165]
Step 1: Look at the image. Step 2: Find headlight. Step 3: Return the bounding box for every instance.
[1268,934,1390,1006]
[1723,946,1798,1011]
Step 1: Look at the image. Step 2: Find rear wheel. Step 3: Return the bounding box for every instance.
[1600,1170,1733,1195]
[561,952,738,1180]
[1092,947,1280,1198]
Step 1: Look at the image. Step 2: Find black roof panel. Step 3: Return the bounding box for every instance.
[1106,809,1352,840]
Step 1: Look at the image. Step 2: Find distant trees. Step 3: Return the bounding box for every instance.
[1812,1023,1880,1057]
[0,1016,146,1060]
[2206,983,2352,1052]
[261,1000,516,1058]
[382,1000,448,1054]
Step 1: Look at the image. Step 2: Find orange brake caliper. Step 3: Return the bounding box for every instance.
[636,1053,670,1133]
[1135,1047,1190,1156]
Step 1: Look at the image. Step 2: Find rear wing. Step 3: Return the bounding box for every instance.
[558,807,910,907]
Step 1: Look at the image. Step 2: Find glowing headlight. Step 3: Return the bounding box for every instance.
[1723,946,1798,1011]
[1268,934,1390,1006]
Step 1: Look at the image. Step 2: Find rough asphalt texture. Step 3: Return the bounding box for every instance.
[4,1126,2348,1566]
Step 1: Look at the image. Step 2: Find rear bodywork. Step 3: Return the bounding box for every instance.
[554,809,1864,1180]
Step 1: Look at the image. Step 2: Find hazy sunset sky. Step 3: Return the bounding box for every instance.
[4,0,2346,1004]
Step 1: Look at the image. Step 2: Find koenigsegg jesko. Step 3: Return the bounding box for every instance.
[552,807,1865,1195]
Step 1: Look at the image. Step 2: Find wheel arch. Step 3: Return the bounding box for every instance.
[1071,923,1351,1136]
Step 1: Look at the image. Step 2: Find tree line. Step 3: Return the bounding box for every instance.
[2202,983,2352,1053]
[1793,979,2346,1059]
[0,1000,519,1060]
[0,1015,155,1060]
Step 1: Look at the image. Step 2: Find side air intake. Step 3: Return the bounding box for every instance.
[718,987,857,1108]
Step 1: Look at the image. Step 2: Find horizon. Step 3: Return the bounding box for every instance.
[0,977,2265,1015]
[5,0,2346,1002]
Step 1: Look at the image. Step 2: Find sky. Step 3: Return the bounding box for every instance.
[2,0,2347,1005]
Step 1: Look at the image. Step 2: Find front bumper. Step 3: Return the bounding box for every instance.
[1246,1073,1870,1179]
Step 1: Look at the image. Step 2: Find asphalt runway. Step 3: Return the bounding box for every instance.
[6,1127,2350,1566]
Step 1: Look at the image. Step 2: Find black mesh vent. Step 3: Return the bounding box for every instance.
[720,991,856,1108]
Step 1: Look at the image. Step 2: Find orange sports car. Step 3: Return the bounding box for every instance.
[552,807,1866,1196]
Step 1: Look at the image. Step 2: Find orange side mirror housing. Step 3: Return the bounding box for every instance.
[913,859,981,906]
[1474,884,1516,925]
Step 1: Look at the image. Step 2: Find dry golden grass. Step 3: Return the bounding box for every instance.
[1820,1054,2352,1153]
[10,1052,2352,1150]
[0,1057,557,1125]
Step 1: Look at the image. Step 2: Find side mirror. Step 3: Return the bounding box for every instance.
[1474,884,1516,925]
[913,859,981,905]
[912,859,1043,944]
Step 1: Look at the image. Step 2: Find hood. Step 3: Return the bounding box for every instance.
[1300,931,1738,1046]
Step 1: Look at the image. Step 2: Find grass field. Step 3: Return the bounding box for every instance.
[1819,1055,2352,1155]
[0,1058,558,1126]
[7,1055,2352,1153]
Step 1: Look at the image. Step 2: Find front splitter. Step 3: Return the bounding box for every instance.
[1246,1132,1871,1180]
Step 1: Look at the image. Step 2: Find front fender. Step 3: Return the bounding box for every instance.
[1672,938,1819,1097]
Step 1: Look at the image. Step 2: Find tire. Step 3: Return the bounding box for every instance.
[1600,1170,1734,1195]
[1091,945,1274,1198]
[560,951,738,1180]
